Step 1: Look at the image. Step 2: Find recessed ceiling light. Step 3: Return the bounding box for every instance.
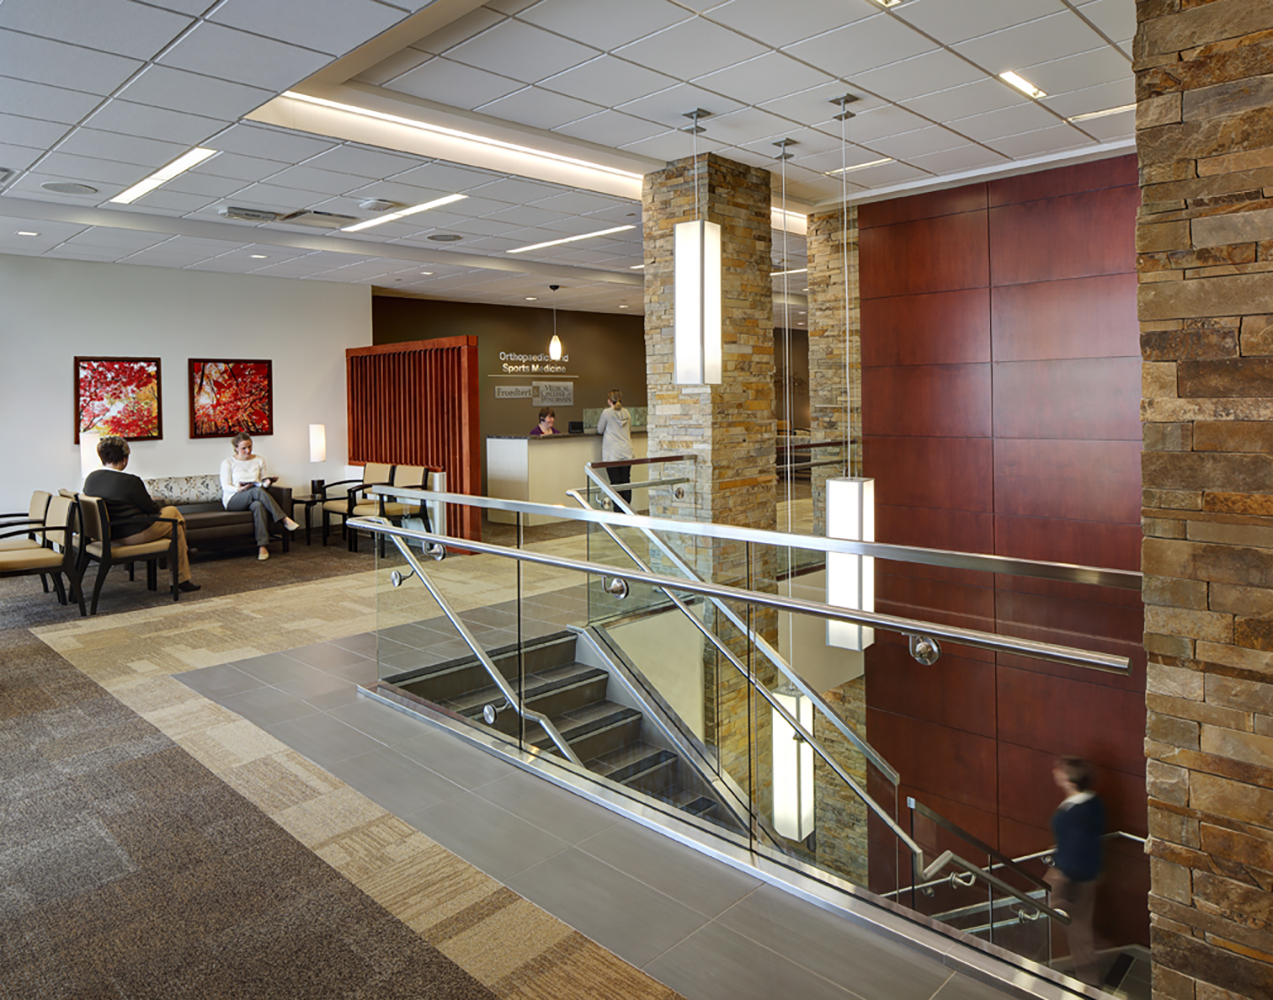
[630,263,645,269]
[872,0,906,7]
[42,181,98,195]
[428,234,463,242]
[110,147,218,204]
[16,230,39,236]
[420,271,434,275]
[803,287,809,292]
[507,225,635,255]
[772,267,808,277]
[618,304,629,309]
[525,296,538,301]
[999,71,1046,100]
[1068,103,1136,122]
[250,254,268,259]
[827,157,893,175]
[341,193,467,232]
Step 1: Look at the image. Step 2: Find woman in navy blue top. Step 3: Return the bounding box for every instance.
[1047,756,1105,986]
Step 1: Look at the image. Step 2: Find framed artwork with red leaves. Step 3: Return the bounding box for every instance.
[74,356,163,444]
[189,359,273,439]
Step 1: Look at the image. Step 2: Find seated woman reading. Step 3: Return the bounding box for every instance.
[220,432,299,561]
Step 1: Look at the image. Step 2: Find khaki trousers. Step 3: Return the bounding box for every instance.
[121,506,191,583]
[1047,868,1099,986]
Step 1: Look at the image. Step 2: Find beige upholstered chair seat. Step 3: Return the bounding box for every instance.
[345,500,419,518]
[0,536,43,552]
[84,538,172,559]
[0,547,63,570]
[322,499,355,515]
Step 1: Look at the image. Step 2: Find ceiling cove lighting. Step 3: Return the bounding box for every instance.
[506,225,634,254]
[1069,103,1137,122]
[341,193,467,232]
[999,71,1046,100]
[110,147,218,205]
[826,157,893,175]
[281,91,643,183]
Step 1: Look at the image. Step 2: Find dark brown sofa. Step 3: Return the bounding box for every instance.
[144,475,293,553]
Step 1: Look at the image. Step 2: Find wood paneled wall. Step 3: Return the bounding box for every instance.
[346,337,481,540]
[858,157,1148,943]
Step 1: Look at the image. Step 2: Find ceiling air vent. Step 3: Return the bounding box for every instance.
[278,209,358,229]
[219,206,279,223]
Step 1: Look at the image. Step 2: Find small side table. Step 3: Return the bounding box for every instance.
[291,494,323,545]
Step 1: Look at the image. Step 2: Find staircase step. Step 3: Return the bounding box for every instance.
[442,662,607,721]
[526,700,642,755]
[590,741,678,792]
[669,788,718,818]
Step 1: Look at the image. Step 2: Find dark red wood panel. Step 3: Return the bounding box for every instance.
[992,357,1142,440]
[859,182,988,229]
[991,273,1139,362]
[876,570,996,633]
[988,155,1139,207]
[859,212,990,299]
[995,586,1145,646]
[861,288,991,367]
[988,185,1139,286]
[902,785,1001,859]
[866,642,997,736]
[994,438,1143,523]
[874,504,995,552]
[997,742,1148,837]
[866,709,999,813]
[863,436,994,511]
[862,364,992,438]
[995,515,1142,570]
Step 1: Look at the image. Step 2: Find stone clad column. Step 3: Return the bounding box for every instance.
[1136,3,1273,998]
[643,152,776,808]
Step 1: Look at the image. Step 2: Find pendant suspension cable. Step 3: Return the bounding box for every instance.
[838,98,853,479]
[777,140,794,534]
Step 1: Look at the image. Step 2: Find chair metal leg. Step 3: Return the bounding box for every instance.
[322,509,329,546]
[147,560,157,591]
[40,572,50,593]
[89,560,110,616]
[128,561,135,582]
[50,572,67,606]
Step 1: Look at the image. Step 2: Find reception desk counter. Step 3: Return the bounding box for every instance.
[486,432,648,526]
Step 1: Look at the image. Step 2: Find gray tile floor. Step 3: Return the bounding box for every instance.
[174,621,1112,1000]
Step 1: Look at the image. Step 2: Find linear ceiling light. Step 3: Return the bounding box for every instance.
[999,71,1046,100]
[283,91,643,183]
[1068,103,1136,122]
[630,263,645,269]
[340,193,467,232]
[772,267,808,276]
[827,157,893,175]
[507,225,634,254]
[110,147,218,204]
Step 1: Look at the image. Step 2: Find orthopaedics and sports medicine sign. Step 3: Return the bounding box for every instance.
[499,350,570,374]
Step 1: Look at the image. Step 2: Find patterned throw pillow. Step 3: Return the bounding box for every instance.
[145,474,221,506]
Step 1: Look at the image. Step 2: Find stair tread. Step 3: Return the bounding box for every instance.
[589,741,676,778]
[526,700,641,746]
[442,662,606,715]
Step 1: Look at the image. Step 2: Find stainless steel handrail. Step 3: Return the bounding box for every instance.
[370,519,582,767]
[355,513,1130,673]
[1011,830,1148,867]
[367,485,1142,591]
[907,796,1049,890]
[356,514,1078,928]
[568,484,901,783]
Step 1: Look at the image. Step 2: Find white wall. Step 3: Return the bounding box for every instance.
[0,253,371,512]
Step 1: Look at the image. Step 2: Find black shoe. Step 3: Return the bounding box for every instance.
[178,580,201,593]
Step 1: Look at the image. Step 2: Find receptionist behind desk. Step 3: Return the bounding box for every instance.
[530,407,560,436]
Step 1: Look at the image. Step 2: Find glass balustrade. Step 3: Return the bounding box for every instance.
[357,485,1146,990]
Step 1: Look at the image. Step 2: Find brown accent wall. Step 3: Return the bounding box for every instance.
[858,157,1149,946]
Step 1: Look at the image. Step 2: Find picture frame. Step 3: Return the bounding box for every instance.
[74,356,163,444]
[189,359,274,439]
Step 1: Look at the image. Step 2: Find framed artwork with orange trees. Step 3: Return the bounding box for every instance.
[74,356,163,444]
[189,359,273,439]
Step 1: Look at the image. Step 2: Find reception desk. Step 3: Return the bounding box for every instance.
[486,432,648,526]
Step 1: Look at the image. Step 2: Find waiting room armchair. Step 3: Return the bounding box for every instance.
[0,493,85,615]
[77,494,181,616]
[320,463,392,548]
[0,490,54,593]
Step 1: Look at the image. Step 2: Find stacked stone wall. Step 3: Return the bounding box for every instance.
[1136,1,1273,996]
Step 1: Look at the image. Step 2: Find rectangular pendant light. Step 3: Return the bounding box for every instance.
[826,476,875,651]
[772,685,815,841]
[673,219,722,385]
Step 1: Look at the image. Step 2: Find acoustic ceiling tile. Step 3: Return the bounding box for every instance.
[84,100,226,147]
[617,129,725,161]
[616,17,767,79]
[447,19,599,84]
[0,112,74,150]
[207,124,337,163]
[987,123,1093,158]
[757,82,889,128]
[1042,78,1134,120]
[553,110,667,147]
[156,22,330,94]
[389,58,526,109]
[476,87,604,131]
[707,0,876,49]
[353,48,434,87]
[0,0,193,60]
[893,0,1064,47]
[1076,0,1136,47]
[835,104,930,143]
[692,53,837,108]
[66,226,172,250]
[1020,46,1132,97]
[123,188,218,213]
[117,65,274,120]
[847,49,988,104]
[266,165,369,197]
[947,101,1062,143]
[519,0,691,52]
[162,171,252,198]
[221,182,321,212]
[196,150,290,182]
[0,78,105,127]
[306,145,422,179]
[209,0,407,58]
[54,128,191,169]
[410,8,504,56]
[900,77,1025,123]
[539,55,677,107]
[953,12,1105,75]
[1072,111,1134,143]
[530,190,633,215]
[469,176,561,205]
[0,29,143,95]
[785,14,937,79]
[615,83,746,129]
[905,143,1009,174]
[390,162,504,192]
[36,150,157,185]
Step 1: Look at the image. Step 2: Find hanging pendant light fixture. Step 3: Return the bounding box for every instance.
[548,284,562,360]
[825,93,875,653]
[674,109,721,385]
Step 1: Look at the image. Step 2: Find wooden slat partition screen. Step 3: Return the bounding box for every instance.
[346,336,480,541]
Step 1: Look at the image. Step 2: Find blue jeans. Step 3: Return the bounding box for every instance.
[227,487,285,547]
